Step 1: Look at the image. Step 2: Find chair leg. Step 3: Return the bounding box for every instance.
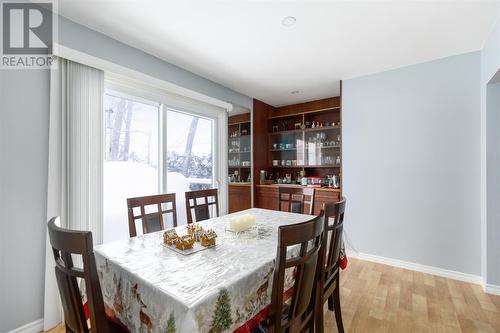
[65,323,75,333]
[315,298,324,333]
[333,279,345,333]
[327,295,334,311]
[308,317,316,333]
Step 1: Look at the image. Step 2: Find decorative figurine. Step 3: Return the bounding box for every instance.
[175,235,195,250]
[200,229,217,247]
[186,223,203,241]
[163,229,179,246]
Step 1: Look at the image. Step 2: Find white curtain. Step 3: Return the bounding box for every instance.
[43,57,104,330]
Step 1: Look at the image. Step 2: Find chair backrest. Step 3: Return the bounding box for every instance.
[127,193,178,237]
[322,198,346,296]
[270,212,325,333]
[47,217,109,333]
[278,187,315,215]
[185,189,219,224]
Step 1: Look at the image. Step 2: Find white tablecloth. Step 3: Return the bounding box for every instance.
[95,208,314,333]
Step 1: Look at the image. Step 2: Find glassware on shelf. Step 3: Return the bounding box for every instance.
[322,156,334,165]
[229,156,240,167]
[228,139,240,153]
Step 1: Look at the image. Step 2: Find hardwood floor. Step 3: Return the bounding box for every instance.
[46,258,500,333]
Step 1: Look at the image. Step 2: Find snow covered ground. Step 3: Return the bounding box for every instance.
[103,161,210,243]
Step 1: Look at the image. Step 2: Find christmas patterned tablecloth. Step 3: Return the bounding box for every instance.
[95,208,314,333]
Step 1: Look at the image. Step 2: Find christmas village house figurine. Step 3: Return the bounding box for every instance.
[200,229,217,247]
[163,229,179,246]
[186,223,203,242]
[176,235,195,251]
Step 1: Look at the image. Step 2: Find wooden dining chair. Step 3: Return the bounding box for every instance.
[47,217,126,333]
[269,211,325,333]
[278,187,315,215]
[127,193,178,237]
[185,188,219,224]
[316,198,346,333]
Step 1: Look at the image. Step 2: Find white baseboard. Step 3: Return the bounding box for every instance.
[348,251,484,286]
[485,283,500,296]
[6,319,43,333]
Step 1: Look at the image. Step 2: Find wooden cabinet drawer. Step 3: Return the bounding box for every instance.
[313,190,341,215]
[255,186,279,210]
[229,185,251,213]
[254,185,340,214]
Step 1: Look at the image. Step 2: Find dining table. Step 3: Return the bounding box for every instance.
[94,208,315,333]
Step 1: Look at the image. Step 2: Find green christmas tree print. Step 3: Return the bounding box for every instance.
[166,311,176,333]
[208,289,233,333]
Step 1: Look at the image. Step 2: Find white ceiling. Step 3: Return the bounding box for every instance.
[58,0,500,106]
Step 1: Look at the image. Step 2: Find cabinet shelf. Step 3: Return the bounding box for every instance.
[269,125,340,136]
[229,135,251,138]
[269,165,341,169]
[267,106,341,119]
[308,146,341,149]
[271,146,341,152]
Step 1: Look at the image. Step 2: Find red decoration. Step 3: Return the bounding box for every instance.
[83,302,89,320]
[339,254,348,270]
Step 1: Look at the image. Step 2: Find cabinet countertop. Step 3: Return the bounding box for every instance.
[256,184,341,192]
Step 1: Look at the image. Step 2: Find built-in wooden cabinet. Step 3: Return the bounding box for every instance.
[252,82,343,211]
[228,113,252,213]
[228,83,343,214]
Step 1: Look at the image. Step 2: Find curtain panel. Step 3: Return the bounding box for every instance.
[43,58,104,330]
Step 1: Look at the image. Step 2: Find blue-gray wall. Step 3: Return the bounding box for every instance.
[0,15,251,332]
[0,69,50,333]
[482,18,500,287]
[343,51,482,276]
[486,81,500,287]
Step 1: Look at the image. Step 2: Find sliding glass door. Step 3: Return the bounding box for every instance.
[103,92,160,242]
[165,108,215,224]
[102,87,219,242]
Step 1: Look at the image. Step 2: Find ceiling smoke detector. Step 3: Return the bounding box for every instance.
[282,16,296,27]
